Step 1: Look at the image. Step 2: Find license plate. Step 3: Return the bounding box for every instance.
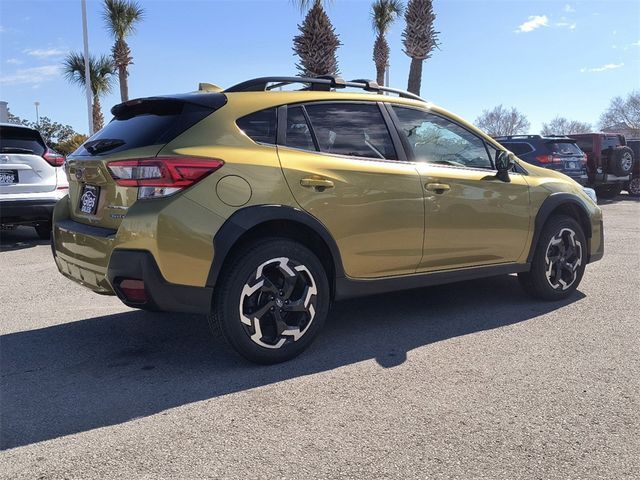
[79,184,100,215]
[0,170,18,184]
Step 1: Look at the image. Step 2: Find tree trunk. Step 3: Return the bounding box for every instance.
[92,96,104,132]
[376,64,385,88]
[407,57,423,96]
[118,64,128,102]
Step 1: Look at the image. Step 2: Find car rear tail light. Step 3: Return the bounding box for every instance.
[43,149,65,167]
[536,155,563,164]
[118,279,148,303]
[107,156,224,199]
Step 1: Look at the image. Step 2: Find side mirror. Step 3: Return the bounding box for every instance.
[495,150,516,182]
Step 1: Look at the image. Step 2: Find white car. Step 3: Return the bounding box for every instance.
[0,123,68,239]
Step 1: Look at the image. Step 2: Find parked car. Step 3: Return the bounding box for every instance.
[0,123,68,238]
[493,135,587,185]
[566,133,635,199]
[624,139,640,196]
[51,76,603,364]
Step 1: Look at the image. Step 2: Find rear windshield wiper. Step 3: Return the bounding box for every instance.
[84,138,125,155]
[0,147,34,154]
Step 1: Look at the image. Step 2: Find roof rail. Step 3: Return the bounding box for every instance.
[224,76,426,102]
[494,135,541,140]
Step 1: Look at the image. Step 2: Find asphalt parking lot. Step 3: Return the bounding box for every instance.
[1,197,639,479]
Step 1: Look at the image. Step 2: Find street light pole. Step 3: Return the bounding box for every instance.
[34,101,40,126]
[81,0,94,136]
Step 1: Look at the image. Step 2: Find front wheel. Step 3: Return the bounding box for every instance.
[210,238,330,364]
[518,215,587,301]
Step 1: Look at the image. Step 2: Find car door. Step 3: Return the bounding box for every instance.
[389,105,531,272]
[276,101,424,279]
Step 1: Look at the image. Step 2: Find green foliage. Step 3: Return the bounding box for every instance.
[102,0,144,39]
[57,134,89,156]
[62,52,115,97]
[293,0,341,77]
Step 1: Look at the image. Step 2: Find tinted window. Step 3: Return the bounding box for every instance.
[393,106,493,169]
[573,138,593,152]
[237,108,277,145]
[285,106,315,151]
[75,99,218,156]
[501,142,533,156]
[304,103,396,160]
[549,141,582,155]
[602,136,622,150]
[0,126,46,155]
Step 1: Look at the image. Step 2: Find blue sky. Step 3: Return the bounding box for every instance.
[0,0,638,135]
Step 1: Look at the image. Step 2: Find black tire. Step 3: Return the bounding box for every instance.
[610,146,634,176]
[210,238,330,364]
[595,184,623,199]
[626,177,640,197]
[34,222,51,240]
[518,215,587,301]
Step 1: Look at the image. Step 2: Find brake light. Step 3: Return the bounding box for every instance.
[107,157,224,199]
[43,149,65,167]
[536,155,563,164]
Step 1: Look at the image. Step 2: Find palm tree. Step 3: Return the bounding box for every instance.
[402,0,439,95]
[63,52,115,131]
[371,0,403,87]
[292,0,341,77]
[102,0,144,102]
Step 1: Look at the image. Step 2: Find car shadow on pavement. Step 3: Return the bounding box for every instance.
[1,274,585,450]
[0,227,48,252]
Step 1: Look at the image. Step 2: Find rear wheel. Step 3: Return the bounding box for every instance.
[34,222,51,240]
[518,215,587,300]
[627,177,640,197]
[210,238,330,364]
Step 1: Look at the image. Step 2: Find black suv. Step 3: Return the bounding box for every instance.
[494,135,587,184]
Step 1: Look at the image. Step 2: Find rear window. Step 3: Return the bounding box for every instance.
[548,141,583,155]
[0,126,46,156]
[501,142,533,156]
[573,138,593,152]
[74,98,221,156]
[236,108,277,145]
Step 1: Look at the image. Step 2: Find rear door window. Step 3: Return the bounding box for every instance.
[0,126,46,155]
[237,108,277,145]
[549,141,583,155]
[501,142,533,156]
[304,102,397,160]
[284,106,315,151]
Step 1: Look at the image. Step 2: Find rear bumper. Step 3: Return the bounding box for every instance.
[0,198,58,225]
[107,250,212,314]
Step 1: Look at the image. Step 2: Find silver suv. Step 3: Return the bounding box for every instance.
[0,123,68,238]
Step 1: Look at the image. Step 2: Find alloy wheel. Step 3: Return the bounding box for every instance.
[629,177,640,196]
[544,228,583,290]
[239,257,318,349]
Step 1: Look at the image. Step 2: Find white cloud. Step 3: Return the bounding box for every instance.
[6,58,23,65]
[564,4,575,13]
[0,65,60,85]
[580,63,624,73]
[631,40,640,47]
[516,15,549,33]
[24,48,65,58]
[556,21,577,30]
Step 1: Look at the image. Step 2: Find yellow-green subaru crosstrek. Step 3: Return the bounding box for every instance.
[52,76,603,363]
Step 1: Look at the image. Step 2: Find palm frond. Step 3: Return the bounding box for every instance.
[102,0,144,39]
[62,52,115,96]
[290,0,332,14]
[371,0,403,35]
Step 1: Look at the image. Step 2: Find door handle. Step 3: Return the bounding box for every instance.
[300,178,335,190]
[425,183,450,193]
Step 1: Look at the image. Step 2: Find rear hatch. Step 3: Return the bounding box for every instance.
[0,125,57,194]
[66,93,226,229]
